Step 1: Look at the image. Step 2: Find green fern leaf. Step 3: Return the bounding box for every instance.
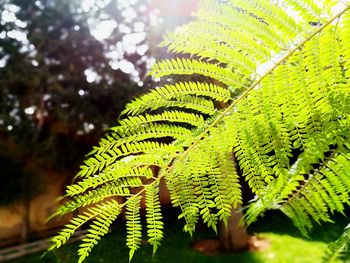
[145,183,164,254]
[126,195,143,261]
[77,200,121,263]
[50,1,350,261]
[324,224,350,262]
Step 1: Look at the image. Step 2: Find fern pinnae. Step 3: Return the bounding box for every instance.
[126,195,143,261]
[145,183,164,254]
[119,111,205,128]
[166,159,200,234]
[123,95,217,116]
[49,214,93,251]
[66,166,152,197]
[198,0,285,51]
[340,11,350,80]
[111,123,193,138]
[287,0,324,25]
[51,2,350,261]
[179,3,350,156]
[178,18,273,60]
[233,115,274,191]
[55,185,130,216]
[76,127,191,179]
[162,34,256,75]
[206,132,240,222]
[56,175,152,216]
[92,141,167,164]
[77,200,121,263]
[325,224,350,262]
[149,58,248,89]
[276,149,350,234]
[214,122,243,209]
[227,0,301,37]
[189,148,218,232]
[49,200,119,252]
[325,154,350,203]
[122,82,231,116]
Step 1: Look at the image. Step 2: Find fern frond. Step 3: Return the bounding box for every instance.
[145,183,164,254]
[149,58,247,89]
[78,141,169,178]
[122,81,230,117]
[49,200,119,251]
[247,144,350,235]
[164,159,199,235]
[197,0,285,51]
[287,0,324,24]
[77,131,185,179]
[340,11,350,81]
[119,111,205,128]
[162,20,271,62]
[324,224,350,262]
[226,0,301,36]
[162,33,256,75]
[77,200,121,263]
[54,182,132,216]
[126,195,143,261]
[210,123,242,222]
[67,166,152,196]
[189,149,218,233]
[51,1,350,262]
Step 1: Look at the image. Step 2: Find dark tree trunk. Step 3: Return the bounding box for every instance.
[219,205,249,251]
[20,200,30,243]
[20,94,45,243]
[20,173,31,244]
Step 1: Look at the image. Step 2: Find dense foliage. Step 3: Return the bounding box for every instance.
[51,0,350,262]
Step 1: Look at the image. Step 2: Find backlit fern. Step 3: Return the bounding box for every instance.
[325,224,350,262]
[50,0,350,262]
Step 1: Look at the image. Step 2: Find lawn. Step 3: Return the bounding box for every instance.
[9,209,349,263]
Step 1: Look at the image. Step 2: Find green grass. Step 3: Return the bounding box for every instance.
[8,209,349,263]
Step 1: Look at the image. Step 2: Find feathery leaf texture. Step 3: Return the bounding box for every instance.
[51,0,350,261]
[325,224,350,262]
[49,200,120,255]
[122,81,230,116]
[126,195,142,261]
[145,183,164,254]
[149,58,246,89]
[77,201,121,263]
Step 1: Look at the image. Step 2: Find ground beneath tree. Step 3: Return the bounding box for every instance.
[192,235,270,256]
[7,210,349,263]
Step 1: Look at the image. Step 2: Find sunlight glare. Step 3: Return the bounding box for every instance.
[91,20,118,40]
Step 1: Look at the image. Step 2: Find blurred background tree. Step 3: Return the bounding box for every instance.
[0,0,155,243]
[0,0,197,244]
[0,0,198,246]
[0,0,153,165]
